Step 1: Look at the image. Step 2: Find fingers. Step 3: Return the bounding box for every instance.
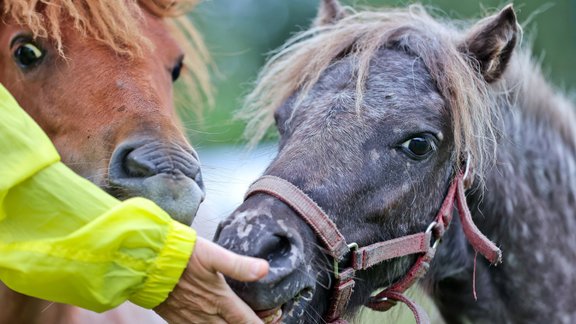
[155,237,268,323]
[155,302,229,324]
[156,237,266,324]
[196,237,269,282]
[218,284,265,324]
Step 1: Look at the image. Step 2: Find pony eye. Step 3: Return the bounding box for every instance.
[400,136,435,159]
[171,60,183,82]
[14,43,44,68]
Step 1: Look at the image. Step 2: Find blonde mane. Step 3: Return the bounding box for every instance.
[241,4,507,175]
[1,0,212,109]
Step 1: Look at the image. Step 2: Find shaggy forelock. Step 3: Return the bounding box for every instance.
[240,4,506,178]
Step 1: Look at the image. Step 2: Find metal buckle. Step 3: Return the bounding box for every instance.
[425,221,441,249]
[333,242,358,279]
[370,296,398,311]
[462,152,474,189]
[463,152,471,180]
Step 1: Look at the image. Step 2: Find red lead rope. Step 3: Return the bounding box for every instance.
[245,172,501,324]
[364,172,501,323]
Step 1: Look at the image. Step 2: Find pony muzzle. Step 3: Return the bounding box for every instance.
[108,138,205,224]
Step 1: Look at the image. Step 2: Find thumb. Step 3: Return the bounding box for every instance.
[196,237,269,282]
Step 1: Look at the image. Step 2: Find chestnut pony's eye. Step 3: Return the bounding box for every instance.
[13,43,44,68]
[171,59,183,82]
[400,136,436,159]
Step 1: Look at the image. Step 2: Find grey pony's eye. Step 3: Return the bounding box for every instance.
[400,136,436,159]
[14,43,44,68]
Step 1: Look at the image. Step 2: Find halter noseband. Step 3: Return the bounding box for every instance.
[245,170,501,324]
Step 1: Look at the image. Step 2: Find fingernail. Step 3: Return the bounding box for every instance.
[251,260,267,278]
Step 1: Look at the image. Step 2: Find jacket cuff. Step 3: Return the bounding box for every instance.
[130,220,196,308]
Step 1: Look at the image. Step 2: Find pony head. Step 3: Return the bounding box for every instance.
[216,1,520,322]
[0,0,210,224]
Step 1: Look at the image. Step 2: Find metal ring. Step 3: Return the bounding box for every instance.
[333,242,359,279]
[425,221,437,234]
[432,237,441,250]
[463,152,471,181]
[348,242,359,251]
[425,221,441,249]
[374,296,397,304]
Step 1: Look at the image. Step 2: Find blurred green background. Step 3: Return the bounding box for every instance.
[183,0,576,148]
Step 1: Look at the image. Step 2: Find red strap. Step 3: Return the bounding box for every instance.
[389,248,434,293]
[244,172,500,324]
[348,178,460,273]
[368,291,430,324]
[352,232,431,270]
[325,268,356,322]
[367,173,501,317]
[433,175,458,237]
[366,243,434,311]
[245,176,350,260]
[328,320,349,324]
[455,174,502,265]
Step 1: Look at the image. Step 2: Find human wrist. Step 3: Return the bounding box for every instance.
[130,220,196,309]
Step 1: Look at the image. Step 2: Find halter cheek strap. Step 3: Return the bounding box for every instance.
[245,172,501,324]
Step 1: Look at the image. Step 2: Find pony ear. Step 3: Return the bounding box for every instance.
[314,0,346,26]
[460,5,519,83]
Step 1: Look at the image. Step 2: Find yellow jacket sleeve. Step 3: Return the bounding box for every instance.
[0,84,196,312]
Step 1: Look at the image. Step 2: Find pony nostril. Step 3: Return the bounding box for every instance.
[110,140,201,181]
[109,143,156,180]
[256,234,292,265]
[123,150,156,178]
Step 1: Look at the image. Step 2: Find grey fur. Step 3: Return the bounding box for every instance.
[216,5,576,324]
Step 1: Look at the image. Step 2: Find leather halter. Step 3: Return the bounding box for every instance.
[245,171,501,324]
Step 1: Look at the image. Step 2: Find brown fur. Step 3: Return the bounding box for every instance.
[1,0,212,105]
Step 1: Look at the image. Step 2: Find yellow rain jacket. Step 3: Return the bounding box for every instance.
[0,84,196,312]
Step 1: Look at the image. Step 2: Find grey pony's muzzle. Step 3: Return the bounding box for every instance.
[214,195,315,318]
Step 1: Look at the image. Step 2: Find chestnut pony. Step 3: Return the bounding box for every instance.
[1,0,210,322]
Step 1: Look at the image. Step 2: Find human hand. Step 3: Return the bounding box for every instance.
[154,236,269,323]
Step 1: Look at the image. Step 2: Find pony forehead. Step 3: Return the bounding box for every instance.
[1,0,197,56]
